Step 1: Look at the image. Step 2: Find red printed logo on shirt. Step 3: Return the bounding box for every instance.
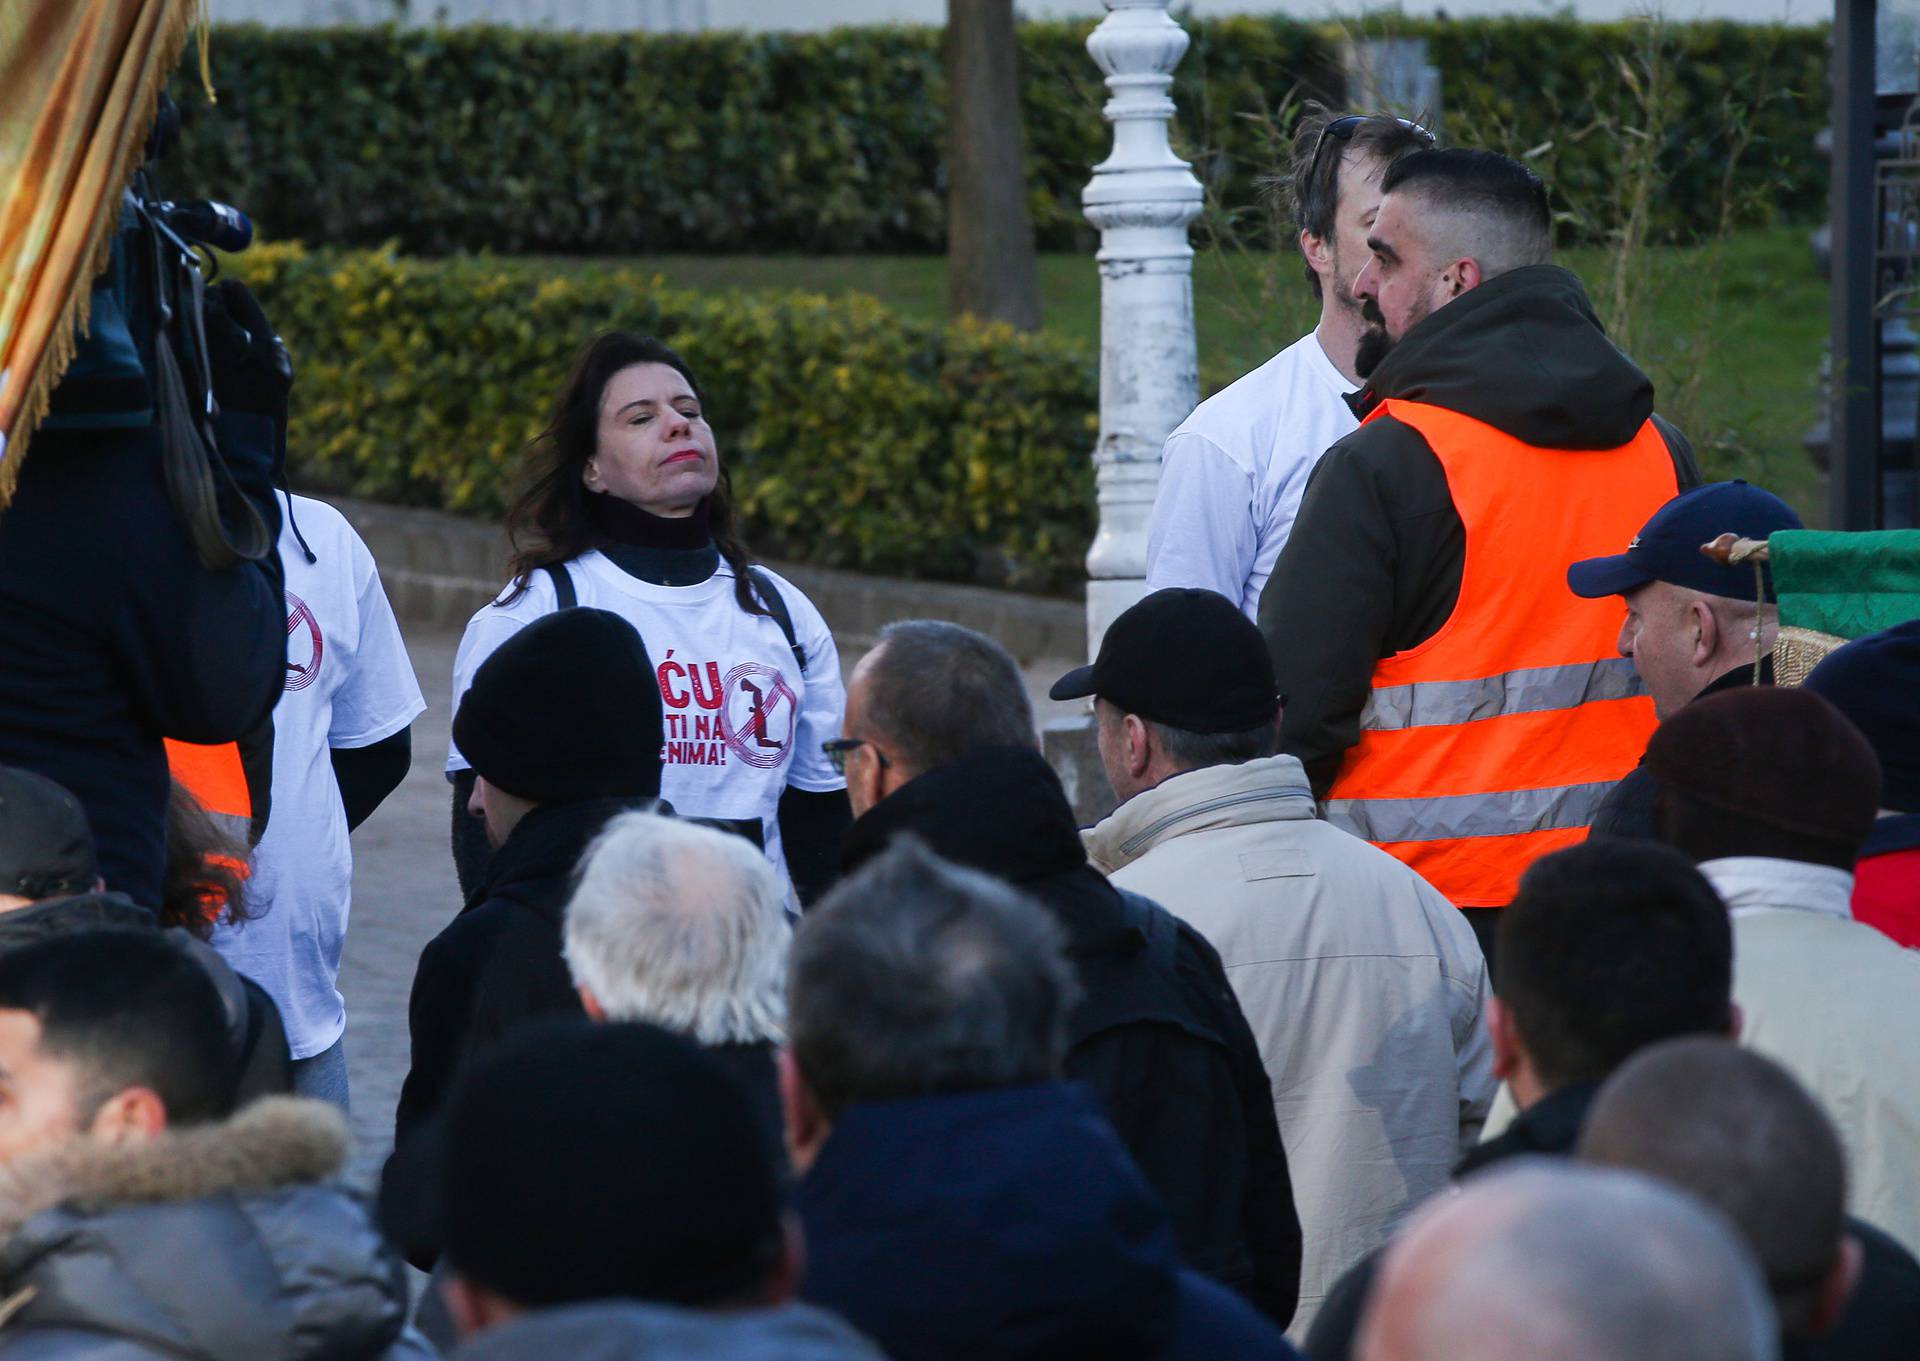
[654,650,795,770]
[284,593,323,692]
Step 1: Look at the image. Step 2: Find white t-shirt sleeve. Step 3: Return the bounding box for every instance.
[779,580,848,794]
[1145,431,1260,606]
[329,530,427,749]
[444,578,554,774]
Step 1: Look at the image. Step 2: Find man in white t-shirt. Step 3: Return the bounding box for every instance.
[1146,109,1435,617]
[213,494,425,1109]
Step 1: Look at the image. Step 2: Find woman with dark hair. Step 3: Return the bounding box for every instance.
[446,333,849,905]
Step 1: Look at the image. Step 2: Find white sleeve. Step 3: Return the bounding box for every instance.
[782,587,848,794]
[329,531,427,749]
[1144,432,1260,605]
[444,582,551,774]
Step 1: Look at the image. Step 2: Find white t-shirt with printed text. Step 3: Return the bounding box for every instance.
[1145,331,1358,618]
[212,495,426,1059]
[445,551,847,897]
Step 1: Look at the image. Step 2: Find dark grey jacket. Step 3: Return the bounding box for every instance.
[0,1099,432,1361]
[450,1300,884,1361]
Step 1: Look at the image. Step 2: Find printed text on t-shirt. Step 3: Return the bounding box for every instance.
[655,649,798,771]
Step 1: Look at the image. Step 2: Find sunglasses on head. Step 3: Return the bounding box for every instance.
[1304,114,1436,200]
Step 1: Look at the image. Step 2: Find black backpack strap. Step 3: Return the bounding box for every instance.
[747,566,807,674]
[542,561,578,611]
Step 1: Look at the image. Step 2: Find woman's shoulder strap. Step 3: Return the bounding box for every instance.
[542,561,578,611]
[747,566,807,674]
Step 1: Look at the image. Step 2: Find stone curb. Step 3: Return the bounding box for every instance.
[331,496,1087,664]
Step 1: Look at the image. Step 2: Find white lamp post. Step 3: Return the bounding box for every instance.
[1080,0,1204,655]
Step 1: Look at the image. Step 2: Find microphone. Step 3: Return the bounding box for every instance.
[160,199,254,254]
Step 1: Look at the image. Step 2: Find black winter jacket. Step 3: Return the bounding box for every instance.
[0,1099,427,1361]
[395,795,663,1147]
[0,415,285,911]
[843,747,1302,1327]
[1257,266,1701,796]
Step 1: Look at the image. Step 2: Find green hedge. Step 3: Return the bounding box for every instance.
[234,244,1098,589]
[162,17,1826,256]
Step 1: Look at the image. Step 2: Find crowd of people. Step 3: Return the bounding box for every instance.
[0,101,1911,1361]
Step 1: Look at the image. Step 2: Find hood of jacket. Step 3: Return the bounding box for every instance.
[0,1098,412,1361]
[843,746,1086,886]
[1084,754,1317,876]
[842,747,1148,960]
[452,1300,884,1361]
[468,796,666,921]
[1353,265,1654,450]
[796,1082,1186,1361]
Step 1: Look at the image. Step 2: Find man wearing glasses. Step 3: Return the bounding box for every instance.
[1145,109,1434,618]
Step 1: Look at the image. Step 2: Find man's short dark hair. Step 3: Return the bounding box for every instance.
[0,930,236,1125]
[787,838,1076,1123]
[1288,105,1434,299]
[860,621,1035,776]
[1497,840,1733,1092]
[1380,147,1553,275]
[1147,719,1279,771]
[1579,1038,1847,1337]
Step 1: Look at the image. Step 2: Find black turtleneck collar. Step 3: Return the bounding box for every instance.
[590,494,720,586]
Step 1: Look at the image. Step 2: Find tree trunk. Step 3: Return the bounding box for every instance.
[946,0,1042,331]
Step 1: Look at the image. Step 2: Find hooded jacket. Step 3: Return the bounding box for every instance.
[842,747,1300,1326]
[1256,266,1700,796]
[1083,754,1492,1335]
[796,1082,1298,1361]
[0,1099,429,1361]
[449,1300,882,1361]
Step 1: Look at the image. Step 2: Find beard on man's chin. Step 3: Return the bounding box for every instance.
[1354,299,1394,380]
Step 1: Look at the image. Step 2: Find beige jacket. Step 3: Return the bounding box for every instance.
[1706,857,1920,1258]
[1084,754,1493,1334]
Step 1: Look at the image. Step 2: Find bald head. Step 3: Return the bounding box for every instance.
[1579,1038,1850,1337]
[1358,1163,1778,1361]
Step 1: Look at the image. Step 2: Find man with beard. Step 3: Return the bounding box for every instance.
[1145,109,1434,617]
[1256,149,1699,956]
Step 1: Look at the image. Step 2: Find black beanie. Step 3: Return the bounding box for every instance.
[441,1018,784,1308]
[1804,619,1920,813]
[452,608,664,803]
[1644,686,1882,851]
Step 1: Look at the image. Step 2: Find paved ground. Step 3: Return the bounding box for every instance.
[337,620,1085,1186]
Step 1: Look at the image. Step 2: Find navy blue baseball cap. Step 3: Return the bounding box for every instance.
[1566,480,1804,602]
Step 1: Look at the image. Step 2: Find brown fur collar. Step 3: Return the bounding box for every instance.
[0,1097,347,1250]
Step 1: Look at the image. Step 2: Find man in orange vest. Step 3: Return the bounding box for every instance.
[1256,148,1700,957]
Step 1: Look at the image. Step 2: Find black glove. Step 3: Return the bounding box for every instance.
[202,279,293,417]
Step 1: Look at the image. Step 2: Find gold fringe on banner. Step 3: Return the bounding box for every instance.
[0,0,205,508]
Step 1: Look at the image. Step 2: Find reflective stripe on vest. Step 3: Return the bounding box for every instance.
[1324,779,1618,843]
[164,739,253,843]
[1322,399,1679,908]
[1360,657,1645,732]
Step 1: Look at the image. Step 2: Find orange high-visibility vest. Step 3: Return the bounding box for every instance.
[1320,400,1679,908]
[164,739,253,845]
